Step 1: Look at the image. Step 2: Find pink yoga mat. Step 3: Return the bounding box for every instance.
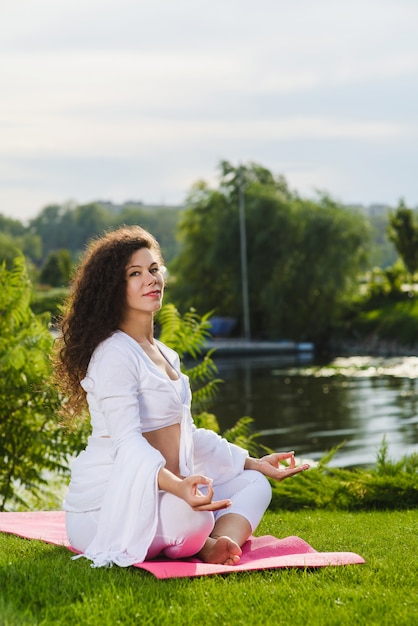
[0,511,365,579]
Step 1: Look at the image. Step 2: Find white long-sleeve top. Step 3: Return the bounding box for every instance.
[63,330,248,567]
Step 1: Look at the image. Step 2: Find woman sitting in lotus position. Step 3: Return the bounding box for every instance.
[56,225,309,567]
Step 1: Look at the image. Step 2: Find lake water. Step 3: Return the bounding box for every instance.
[209,354,418,468]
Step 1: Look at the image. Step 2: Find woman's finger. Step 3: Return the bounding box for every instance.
[273,464,310,481]
[192,498,232,512]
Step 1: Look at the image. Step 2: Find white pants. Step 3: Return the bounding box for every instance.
[66,469,271,560]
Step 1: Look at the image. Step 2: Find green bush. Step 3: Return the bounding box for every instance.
[270,440,418,511]
[30,287,69,323]
[0,257,84,511]
[351,299,418,345]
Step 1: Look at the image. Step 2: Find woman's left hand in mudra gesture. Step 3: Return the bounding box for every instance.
[245,452,310,482]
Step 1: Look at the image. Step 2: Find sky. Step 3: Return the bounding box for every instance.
[1,0,418,222]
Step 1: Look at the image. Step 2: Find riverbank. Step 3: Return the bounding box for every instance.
[203,338,315,356]
[327,334,418,357]
[333,295,418,357]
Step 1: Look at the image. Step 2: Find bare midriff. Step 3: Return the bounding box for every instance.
[143,423,181,476]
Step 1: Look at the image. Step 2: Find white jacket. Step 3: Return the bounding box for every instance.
[63,330,248,566]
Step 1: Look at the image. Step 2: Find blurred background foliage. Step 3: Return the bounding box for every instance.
[2,160,416,344]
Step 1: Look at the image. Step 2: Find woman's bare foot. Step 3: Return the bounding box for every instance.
[198,536,242,565]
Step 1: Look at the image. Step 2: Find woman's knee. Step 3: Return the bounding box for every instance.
[258,472,273,507]
[181,506,215,538]
[161,504,215,559]
[159,492,215,544]
[245,469,272,507]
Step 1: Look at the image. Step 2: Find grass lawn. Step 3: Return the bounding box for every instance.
[1,509,417,626]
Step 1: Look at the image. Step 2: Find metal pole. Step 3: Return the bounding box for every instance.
[238,166,251,340]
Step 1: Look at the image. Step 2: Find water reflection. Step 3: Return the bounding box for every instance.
[210,354,418,468]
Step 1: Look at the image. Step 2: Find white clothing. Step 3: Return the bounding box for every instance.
[66,469,271,561]
[63,331,270,567]
[66,492,215,561]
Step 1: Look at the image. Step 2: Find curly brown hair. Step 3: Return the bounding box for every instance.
[54,225,164,419]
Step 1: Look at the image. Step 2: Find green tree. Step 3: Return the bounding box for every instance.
[269,194,370,340]
[29,201,182,266]
[114,205,183,263]
[387,201,418,276]
[28,204,67,258]
[368,210,397,268]
[0,232,42,282]
[0,256,84,511]
[0,232,21,267]
[0,213,26,237]
[169,161,370,342]
[18,232,43,264]
[39,249,72,287]
[61,203,111,254]
[29,203,111,260]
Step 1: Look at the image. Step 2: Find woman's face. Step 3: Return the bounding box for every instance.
[123,247,165,316]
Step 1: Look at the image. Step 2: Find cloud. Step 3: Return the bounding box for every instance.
[1,0,418,219]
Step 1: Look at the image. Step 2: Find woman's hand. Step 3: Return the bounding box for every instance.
[245,452,310,482]
[158,467,231,511]
[177,475,232,511]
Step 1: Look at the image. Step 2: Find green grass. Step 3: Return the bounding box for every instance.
[1,509,417,626]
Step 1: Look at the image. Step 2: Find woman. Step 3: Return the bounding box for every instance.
[56,225,309,568]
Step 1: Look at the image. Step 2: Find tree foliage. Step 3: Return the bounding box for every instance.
[39,249,72,287]
[0,213,26,237]
[0,232,21,268]
[0,257,85,511]
[368,209,397,268]
[27,202,183,267]
[28,203,111,261]
[169,161,370,342]
[387,201,418,276]
[116,205,183,261]
[0,231,42,271]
